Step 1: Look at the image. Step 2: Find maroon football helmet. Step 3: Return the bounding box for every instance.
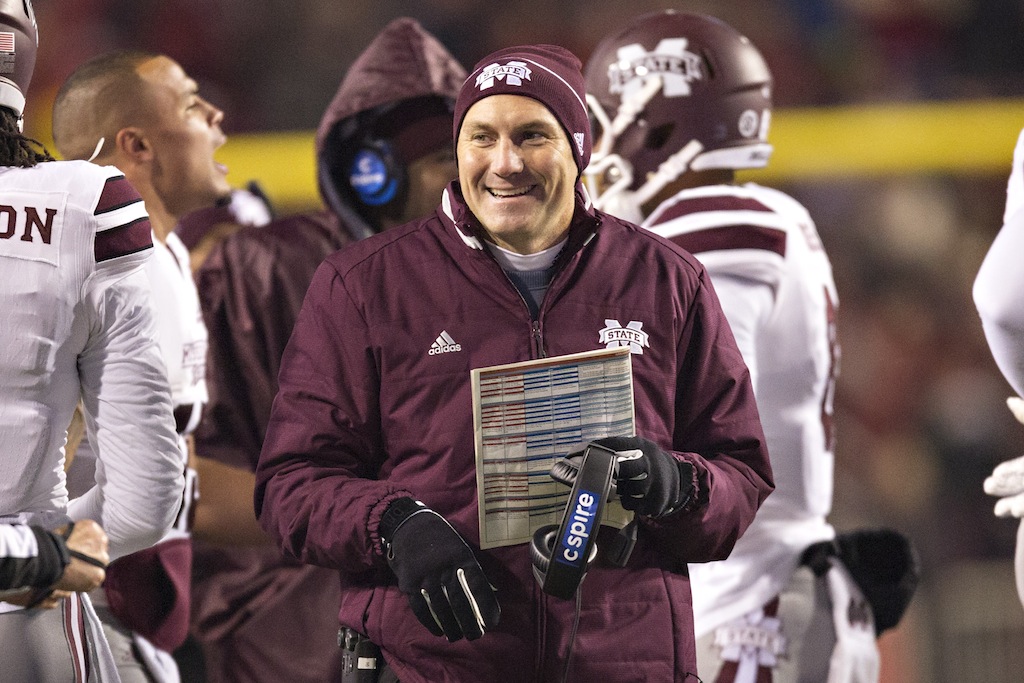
[0,0,37,126]
[584,11,773,221]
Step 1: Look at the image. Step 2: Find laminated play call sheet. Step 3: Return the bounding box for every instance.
[471,347,635,549]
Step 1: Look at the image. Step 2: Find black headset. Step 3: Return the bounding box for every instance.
[530,442,639,600]
[319,110,408,242]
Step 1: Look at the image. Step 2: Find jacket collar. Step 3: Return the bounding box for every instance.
[439,180,601,256]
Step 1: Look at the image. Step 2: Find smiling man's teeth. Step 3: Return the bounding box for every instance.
[489,187,531,198]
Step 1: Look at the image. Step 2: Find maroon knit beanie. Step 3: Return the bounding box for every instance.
[453,44,591,173]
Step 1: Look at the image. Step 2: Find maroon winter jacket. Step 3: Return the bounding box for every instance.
[188,17,465,683]
[255,182,774,682]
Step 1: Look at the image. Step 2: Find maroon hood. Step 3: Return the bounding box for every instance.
[314,17,466,162]
[314,17,466,240]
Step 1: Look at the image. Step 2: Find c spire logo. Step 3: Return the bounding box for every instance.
[598,320,650,355]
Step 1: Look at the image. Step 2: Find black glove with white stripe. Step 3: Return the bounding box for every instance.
[591,436,694,518]
[380,498,500,642]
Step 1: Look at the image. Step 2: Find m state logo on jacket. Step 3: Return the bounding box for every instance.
[599,319,650,355]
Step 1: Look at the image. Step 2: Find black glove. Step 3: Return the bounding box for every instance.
[379,498,500,642]
[835,528,920,635]
[589,436,694,518]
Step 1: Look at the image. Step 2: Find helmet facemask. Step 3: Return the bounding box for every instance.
[583,11,776,223]
[586,81,707,224]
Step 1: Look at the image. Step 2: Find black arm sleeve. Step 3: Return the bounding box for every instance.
[0,526,71,591]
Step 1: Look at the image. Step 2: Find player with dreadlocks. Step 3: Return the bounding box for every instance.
[0,110,50,165]
[0,2,185,681]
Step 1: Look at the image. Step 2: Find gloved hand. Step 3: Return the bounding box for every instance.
[380,498,500,642]
[987,456,1024,518]
[984,397,1024,518]
[589,436,694,518]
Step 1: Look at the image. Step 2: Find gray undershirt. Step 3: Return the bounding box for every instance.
[486,238,567,318]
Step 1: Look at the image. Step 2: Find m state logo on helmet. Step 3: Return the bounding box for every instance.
[607,38,703,99]
[583,11,773,216]
[0,0,38,126]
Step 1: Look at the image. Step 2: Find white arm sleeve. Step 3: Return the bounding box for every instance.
[1016,520,1024,610]
[67,263,184,560]
[706,273,775,390]
[1005,128,1024,224]
[974,206,1024,397]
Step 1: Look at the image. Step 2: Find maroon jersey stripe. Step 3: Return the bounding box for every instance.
[669,224,787,257]
[651,194,772,226]
[94,175,143,215]
[62,595,87,683]
[95,217,153,262]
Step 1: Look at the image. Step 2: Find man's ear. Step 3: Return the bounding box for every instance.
[113,127,151,164]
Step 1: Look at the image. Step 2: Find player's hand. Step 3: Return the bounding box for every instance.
[983,397,1024,518]
[1,587,72,610]
[382,500,500,642]
[591,436,695,518]
[1,520,107,610]
[56,519,109,592]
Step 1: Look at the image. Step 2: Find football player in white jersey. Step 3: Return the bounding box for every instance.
[0,2,185,681]
[585,11,916,682]
[52,50,231,681]
[976,126,1024,608]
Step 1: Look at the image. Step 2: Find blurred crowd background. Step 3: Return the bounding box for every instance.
[26,1,1024,680]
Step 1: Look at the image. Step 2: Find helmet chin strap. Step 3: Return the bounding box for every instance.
[589,140,704,225]
[631,139,704,209]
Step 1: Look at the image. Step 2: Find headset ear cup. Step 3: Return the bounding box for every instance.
[550,456,581,488]
[531,524,558,576]
[531,523,601,594]
[347,138,404,208]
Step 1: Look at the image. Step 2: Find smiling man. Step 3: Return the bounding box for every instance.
[52,51,228,682]
[457,94,577,254]
[255,44,773,682]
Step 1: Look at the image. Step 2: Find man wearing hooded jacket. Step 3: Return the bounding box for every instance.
[256,42,773,682]
[186,18,466,683]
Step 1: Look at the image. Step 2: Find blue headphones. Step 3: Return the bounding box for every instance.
[347,138,402,207]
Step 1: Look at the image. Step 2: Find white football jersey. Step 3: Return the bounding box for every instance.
[645,182,838,635]
[147,230,208,412]
[67,229,208,545]
[0,160,183,561]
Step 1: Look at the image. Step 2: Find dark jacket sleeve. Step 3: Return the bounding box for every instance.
[254,261,397,573]
[0,525,69,592]
[646,270,774,563]
[195,235,295,472]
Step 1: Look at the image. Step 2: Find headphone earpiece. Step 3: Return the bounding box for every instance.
[550,455,581,487]
[530,524,599,577]
[347,137,406,208]
[530,443,619,600]
[531,442,644,599]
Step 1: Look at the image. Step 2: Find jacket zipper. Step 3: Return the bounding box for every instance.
[471,226,549,359]
[532,320,545,359]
